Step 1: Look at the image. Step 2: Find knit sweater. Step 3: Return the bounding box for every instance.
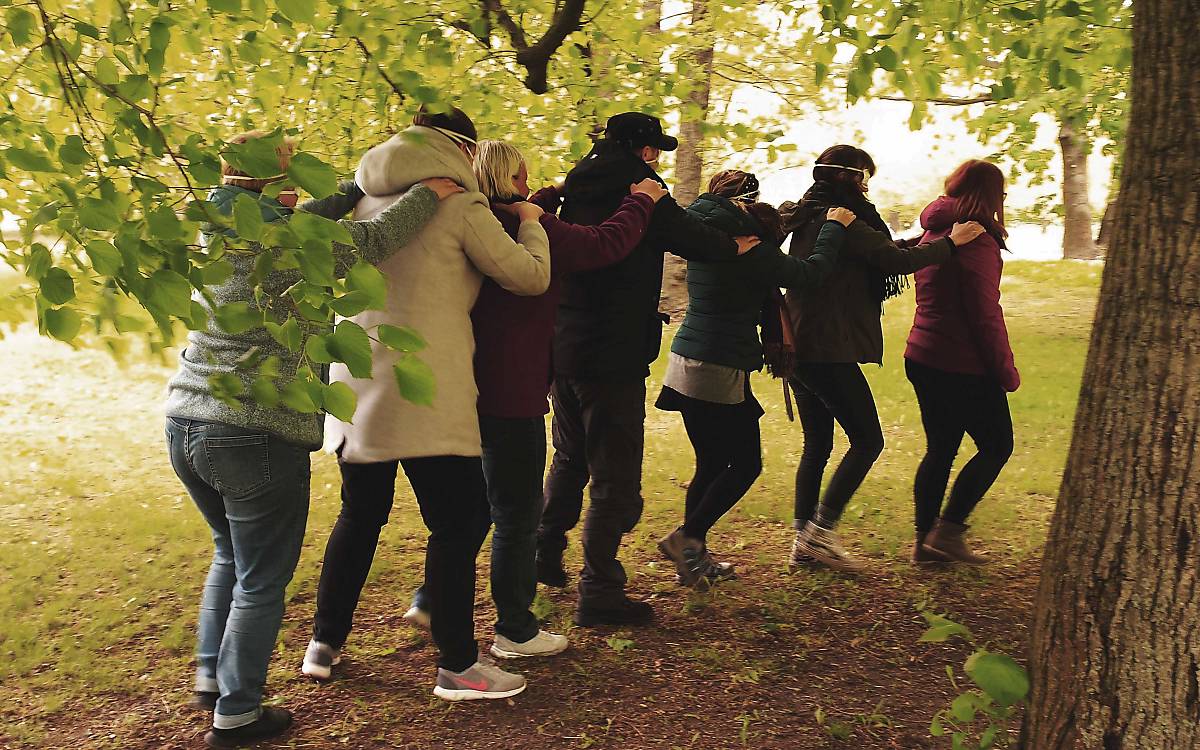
[164,182,440,448]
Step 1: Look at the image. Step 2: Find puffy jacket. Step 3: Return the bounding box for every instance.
[905,196,1019,391]
[668,193,844,371]
[553,140,739,380]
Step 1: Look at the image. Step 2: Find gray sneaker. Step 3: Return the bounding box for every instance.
[301,639,341,681]
[794,521,867,573]
[433,661,527,701]
[490,630,569,659]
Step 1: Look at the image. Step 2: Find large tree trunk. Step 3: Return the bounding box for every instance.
[1022,1,1200,748]
[673,0,713,207]
[1058,120,1100,260]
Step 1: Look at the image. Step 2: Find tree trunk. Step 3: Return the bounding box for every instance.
[1096,198,1117,249]
[673,0,713,206]
[1022,1,1200,748]
[1058,120,1100,260]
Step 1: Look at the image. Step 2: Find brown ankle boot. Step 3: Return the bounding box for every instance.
[912,532,952,565]
[922,519,990,565]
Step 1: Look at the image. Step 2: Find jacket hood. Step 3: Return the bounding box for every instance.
[202,184,291,238]
[355,125,479,198]
[562,138,661,205]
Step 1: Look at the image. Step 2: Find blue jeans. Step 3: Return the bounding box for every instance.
[165,417,310,729]
[413,415,546,643]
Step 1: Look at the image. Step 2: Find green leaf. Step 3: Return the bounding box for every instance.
[873,46,898,72]
[40,268,76,305]
[286,152,338,199]
[44,307,82,342]
[280,379,317,413]
[377,324,426,353]
[25,244,51,280]
[919,612,974,643]
[4,147,55,173]
[322,381,357,421]
[223,133,284,178]
[606,636,634,652]
[5,7,35,46]
[1059,1,1083,17]
[296,240,335,286]
[304,333,334,363]
[233,193,266,241]
[1011,39,1031,59]
[78,197,121,231]
[964,651,1029,708]
[200,260,235,285]
[329,291,371,317]
[289,211,354,246]
[147,205,186,241]
[149,18,171,51]
[214,301,263,334]
[58,135,91,166]
[345,261,388,310]
[392,355,435,406]
[250,377,280,408]
[266,316,303,352]
[85,240,123,275]
[146,269,194,317]
[277,0,316,23]
[949,693,977,722]
[327,320,373,378]
[94,56,120,85]
[208,0,242,12]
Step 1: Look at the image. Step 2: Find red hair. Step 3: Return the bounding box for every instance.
[944,159,1007,238]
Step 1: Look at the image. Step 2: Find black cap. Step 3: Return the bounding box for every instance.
[603,112,678,152]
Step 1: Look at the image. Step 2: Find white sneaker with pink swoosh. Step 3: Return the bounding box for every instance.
[433,661,527,701]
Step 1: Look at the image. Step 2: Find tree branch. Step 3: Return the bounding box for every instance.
[880,94,994,105]
[483,0,586,93]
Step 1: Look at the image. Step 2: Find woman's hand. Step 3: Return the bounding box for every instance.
[630,178,668,203]
[949,221,986,246]
[733,235,761,255]
[826,207,856,227]
[419,177,465,200]
[515,201,545,222]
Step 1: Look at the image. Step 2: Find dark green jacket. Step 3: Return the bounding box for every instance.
[670,193,844,371]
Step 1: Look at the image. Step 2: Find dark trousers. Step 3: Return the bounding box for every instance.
[906,359,1014,533]
[790,362,885,528]
[678,397,763,542]
[312,455,489,673]
[540,376,646,605]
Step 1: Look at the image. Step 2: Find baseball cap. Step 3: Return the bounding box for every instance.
[604,112,679,152]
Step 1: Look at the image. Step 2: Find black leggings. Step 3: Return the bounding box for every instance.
[791,362,885,528]
[906,359,1014,533]
[677,395,764,543]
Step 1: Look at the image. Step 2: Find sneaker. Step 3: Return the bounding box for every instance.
[301,639,341,681]
[574,595,655,628]
[794,521,867,573]
[657,528,712,590]
[205,706,293,748]
[403,605,431,630]
[788,532,817,571]
[678,549,738,586]
[189,691,218,712]
[433,661,527,701]
[490,630,569,659]
[535,549,569,588]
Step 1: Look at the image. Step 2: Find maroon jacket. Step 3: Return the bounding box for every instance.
[904,196,1020,392]
[473,188,656,417]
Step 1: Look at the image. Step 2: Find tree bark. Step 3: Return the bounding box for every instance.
[1058,120,1100,260]
[1022,0,1200,747]
[1096,198,1117,249]
[673,0,713,207]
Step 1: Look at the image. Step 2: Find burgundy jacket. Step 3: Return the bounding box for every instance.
[904,196,1020,392]
[472,188,656,417]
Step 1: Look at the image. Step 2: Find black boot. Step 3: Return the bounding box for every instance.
[535,547,568,588]
[205,707,293,749]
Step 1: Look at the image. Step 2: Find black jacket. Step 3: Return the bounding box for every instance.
[670,194,843,371]
[553,141,739,379]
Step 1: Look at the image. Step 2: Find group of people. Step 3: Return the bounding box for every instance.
[163,107,1019,748]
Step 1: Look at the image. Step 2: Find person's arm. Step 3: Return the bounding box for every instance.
[461,198,551,296]
[550,193,656,274]
[298,180,364,219]
[845,220,952,275]
[958,236,1020,392]
[529,186,563,215]
[767,220,845,290]
[646,196,740,261]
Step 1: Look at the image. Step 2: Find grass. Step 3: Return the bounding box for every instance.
[0,260,1101,748]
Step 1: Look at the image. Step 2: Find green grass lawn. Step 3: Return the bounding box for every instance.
[0,260,1101,748]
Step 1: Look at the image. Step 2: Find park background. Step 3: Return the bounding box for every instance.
[0,0,1136,747]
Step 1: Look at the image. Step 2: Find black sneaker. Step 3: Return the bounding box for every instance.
[574,595,654,627]
[190,691,218,712]
[536,549,569,588]
[205,707,293,749]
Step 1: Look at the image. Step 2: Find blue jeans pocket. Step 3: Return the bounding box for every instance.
[204,434,271,497]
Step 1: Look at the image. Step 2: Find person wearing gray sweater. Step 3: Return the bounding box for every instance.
[164,130,459,749]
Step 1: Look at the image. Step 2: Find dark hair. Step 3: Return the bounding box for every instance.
[744,202,784,244]
[812,144,876,187]
[413,106,477,142]
[708,169,760,201]
[944,159,1007,239]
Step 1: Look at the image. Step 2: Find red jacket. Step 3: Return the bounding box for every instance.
[904,196,1020,392]
[472,188,656,418]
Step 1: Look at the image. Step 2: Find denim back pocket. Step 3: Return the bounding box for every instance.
[204,434,271,498]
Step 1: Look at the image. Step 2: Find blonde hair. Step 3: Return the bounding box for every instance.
[473,140,525,201]
[221,131,296,192]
